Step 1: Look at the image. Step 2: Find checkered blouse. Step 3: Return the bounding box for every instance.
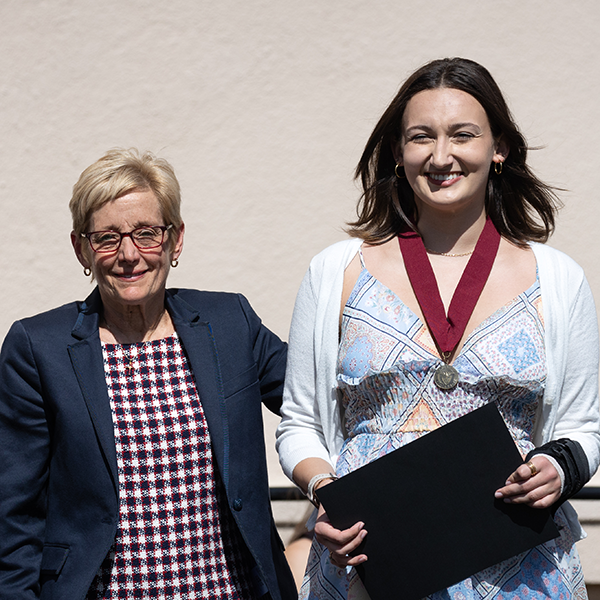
[86,334,256,599]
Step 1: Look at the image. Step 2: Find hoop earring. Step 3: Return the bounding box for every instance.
[83,267,91,277]
[171,259,179,268]
[494,161,503,175]
[395,164,406,179]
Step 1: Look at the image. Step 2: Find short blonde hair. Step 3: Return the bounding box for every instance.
[69,148,182,248]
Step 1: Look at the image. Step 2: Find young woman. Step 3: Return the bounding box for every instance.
[277,58,600,599]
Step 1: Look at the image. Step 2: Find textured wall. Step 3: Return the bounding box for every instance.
[1,0,599,580]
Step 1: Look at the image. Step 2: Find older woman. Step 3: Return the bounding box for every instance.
[277,58,600,599]
[0,149,296,600]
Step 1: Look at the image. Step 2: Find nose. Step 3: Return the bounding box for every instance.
[117,234,140,262]
[430,137,453,169]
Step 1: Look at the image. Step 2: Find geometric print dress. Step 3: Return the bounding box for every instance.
[299,263,587,600]
[86,334,256,600]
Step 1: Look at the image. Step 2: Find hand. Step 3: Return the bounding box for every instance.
[313,504,368,568]
[494,456,561,509]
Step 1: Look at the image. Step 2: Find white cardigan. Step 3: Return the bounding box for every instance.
[276,238,600,537]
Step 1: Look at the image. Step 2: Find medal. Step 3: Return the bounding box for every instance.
[433,363,460,390]
[398,217,501,391]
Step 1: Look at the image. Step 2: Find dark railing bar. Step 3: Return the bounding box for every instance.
[270,487,305,501]
[269,486,600,501]
[572,486,600,500]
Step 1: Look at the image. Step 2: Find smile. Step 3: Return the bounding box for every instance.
[427,172,462,182]
[425,171,464,187]
[115,271,147,280]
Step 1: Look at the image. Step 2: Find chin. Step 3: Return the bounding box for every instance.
[113,287,151,306]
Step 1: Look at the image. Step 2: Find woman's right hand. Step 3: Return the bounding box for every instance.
[292,458,368,567]
[314,504,368,568]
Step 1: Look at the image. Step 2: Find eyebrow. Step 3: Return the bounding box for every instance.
[92,221,158,232]
[405,122,483,135]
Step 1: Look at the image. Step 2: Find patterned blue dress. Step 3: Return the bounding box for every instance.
[299,260,587,600]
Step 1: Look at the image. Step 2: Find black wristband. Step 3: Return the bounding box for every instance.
[526,438,589,507]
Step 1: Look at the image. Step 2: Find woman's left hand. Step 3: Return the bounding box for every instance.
[494,456,561,509]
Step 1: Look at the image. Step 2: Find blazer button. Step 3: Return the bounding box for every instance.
[233,498,243,511]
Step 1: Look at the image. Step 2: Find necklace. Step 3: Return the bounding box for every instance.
[425,248,474,258]
[398,217,501,390]
[101,321,139,376]
[123,346,137,376]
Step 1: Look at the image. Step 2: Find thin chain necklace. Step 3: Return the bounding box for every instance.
[102,311,170,376]
[101,321,142,376]
[122,346,138,376]
[425,247,475,258]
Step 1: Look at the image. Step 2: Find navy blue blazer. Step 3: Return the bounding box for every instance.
[0,288,297,600]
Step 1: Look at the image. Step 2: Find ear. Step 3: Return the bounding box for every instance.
[171,223,185,261]
[71,231,91,269]
[493,136,510,165]
[392,141,403,166]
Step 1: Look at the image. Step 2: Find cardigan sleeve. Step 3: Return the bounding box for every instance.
[276,239,363,482]
[276,265,334,480]
[0,321,50,599]
[533,242,600,485]
[550,274,600,478]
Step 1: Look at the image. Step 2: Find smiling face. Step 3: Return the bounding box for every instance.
[397,87,507,219]
[73,188,184,313]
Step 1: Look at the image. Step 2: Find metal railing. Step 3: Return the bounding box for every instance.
[270,486,600,501]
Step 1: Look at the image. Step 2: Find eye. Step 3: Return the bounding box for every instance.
[135,227,160,239]
[92,231,120,244]
[454,132,474,141]
[408,133,431,143]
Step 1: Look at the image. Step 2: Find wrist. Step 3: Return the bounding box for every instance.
[307,472,339,507]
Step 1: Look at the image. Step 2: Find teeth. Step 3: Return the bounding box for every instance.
[429,173,461,181]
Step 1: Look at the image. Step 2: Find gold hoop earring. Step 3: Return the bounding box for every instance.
[395,164,406,179]
[83,267,91,277]
[171,259,179,268]
[494,161,503,175]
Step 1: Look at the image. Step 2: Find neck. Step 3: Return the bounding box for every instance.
[101,295,171,344]
[417,204,487,256]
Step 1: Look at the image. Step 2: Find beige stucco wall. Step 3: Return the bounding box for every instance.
[2,0,600,582]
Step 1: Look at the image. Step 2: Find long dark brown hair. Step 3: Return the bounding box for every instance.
[348,58,561,245]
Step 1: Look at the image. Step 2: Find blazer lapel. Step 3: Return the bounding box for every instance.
[68,289,119,493]
[166,292,228,486]
[64,288,229,495]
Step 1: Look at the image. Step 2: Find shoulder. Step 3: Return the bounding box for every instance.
[8,300,82,338]
[168,288,244,307]
[308,238,362,271]
[292,239,361,307]
[530,243,596,324]
[303,238,362,292]
[1,301,84,363]
[166,288,257,325]
[530,242,585,276]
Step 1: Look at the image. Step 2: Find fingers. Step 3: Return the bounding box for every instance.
[494,456,561,509]
[505,461,538,484]
[314,508,368,567]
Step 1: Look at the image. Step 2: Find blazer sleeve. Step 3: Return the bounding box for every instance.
[0,321,50,599]
[237,294,287,415]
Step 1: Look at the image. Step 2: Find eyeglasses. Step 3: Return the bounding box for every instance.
[81,224,173,254]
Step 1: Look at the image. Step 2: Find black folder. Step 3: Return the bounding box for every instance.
[316,403,559,600]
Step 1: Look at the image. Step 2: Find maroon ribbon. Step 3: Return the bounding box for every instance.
[398,217,501,355]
